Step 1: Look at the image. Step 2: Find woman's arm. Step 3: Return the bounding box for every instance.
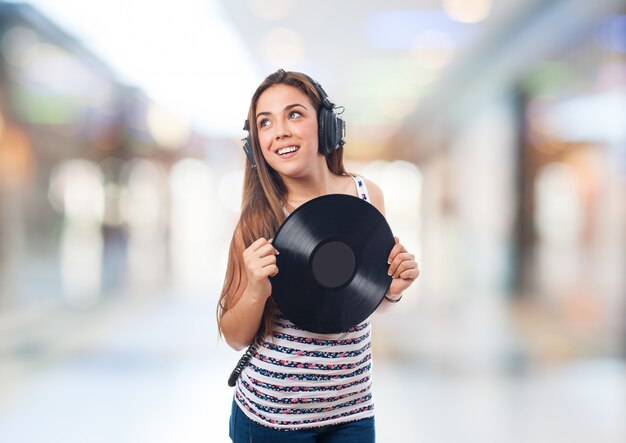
[219,230,279,351]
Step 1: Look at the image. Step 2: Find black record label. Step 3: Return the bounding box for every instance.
[270,194,394,334]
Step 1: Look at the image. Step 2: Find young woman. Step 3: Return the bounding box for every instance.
[218,69,419,442]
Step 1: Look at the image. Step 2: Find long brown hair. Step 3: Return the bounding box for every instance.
[217,69,347,339]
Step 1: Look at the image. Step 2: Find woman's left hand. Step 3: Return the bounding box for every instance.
[387,236,420,297]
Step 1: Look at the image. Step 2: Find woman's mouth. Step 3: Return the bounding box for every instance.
[276,146,300,157]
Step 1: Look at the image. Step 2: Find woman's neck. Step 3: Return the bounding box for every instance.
[281,167,345,207]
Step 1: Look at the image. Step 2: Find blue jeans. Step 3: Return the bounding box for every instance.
[229,400,376,442]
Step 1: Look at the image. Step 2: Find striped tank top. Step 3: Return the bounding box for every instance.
[234,175,374,430]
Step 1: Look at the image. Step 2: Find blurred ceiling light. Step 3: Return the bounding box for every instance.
[410,29,456,69]
[146,104,191,150]
[0,26,39,67]
[49,159,105,224]
[249,0,294,20]
[260,27,305,67]
[443,0,492,24]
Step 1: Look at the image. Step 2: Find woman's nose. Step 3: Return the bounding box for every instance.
[274,120,291,139]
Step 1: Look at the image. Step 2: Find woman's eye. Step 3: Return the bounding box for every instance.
[288,111,302,119]
[258,119,270,128]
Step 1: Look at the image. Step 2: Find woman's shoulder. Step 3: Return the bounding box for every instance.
[348,174,385,215]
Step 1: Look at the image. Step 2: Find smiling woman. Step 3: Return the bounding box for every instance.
[217,69,420,442]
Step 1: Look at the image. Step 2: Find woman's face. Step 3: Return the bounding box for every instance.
[254,84,322,177]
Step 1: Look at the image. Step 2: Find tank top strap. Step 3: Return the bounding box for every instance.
[351,175,371,203]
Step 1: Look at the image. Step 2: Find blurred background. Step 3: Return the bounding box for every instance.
[0,0,624,442]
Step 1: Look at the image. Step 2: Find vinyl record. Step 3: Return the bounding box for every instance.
[270,194,394,334]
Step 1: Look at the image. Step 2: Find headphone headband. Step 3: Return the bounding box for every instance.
[306,76,334,110]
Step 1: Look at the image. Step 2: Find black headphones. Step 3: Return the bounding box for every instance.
[242,75,345,169]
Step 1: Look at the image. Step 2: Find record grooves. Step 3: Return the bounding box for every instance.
[270,194,395,334]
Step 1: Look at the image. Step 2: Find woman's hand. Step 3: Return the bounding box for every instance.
[387,236,420,298]
[242,237,279,300]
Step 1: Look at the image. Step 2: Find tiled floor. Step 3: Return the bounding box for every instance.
[0,295,623,443]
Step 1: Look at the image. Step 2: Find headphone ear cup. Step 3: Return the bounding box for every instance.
[318,108,345,156]
[242,134,256,168]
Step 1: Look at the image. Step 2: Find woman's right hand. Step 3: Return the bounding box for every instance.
[242,237,279,300]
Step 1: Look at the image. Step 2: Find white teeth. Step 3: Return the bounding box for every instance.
[277,146,299,155]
